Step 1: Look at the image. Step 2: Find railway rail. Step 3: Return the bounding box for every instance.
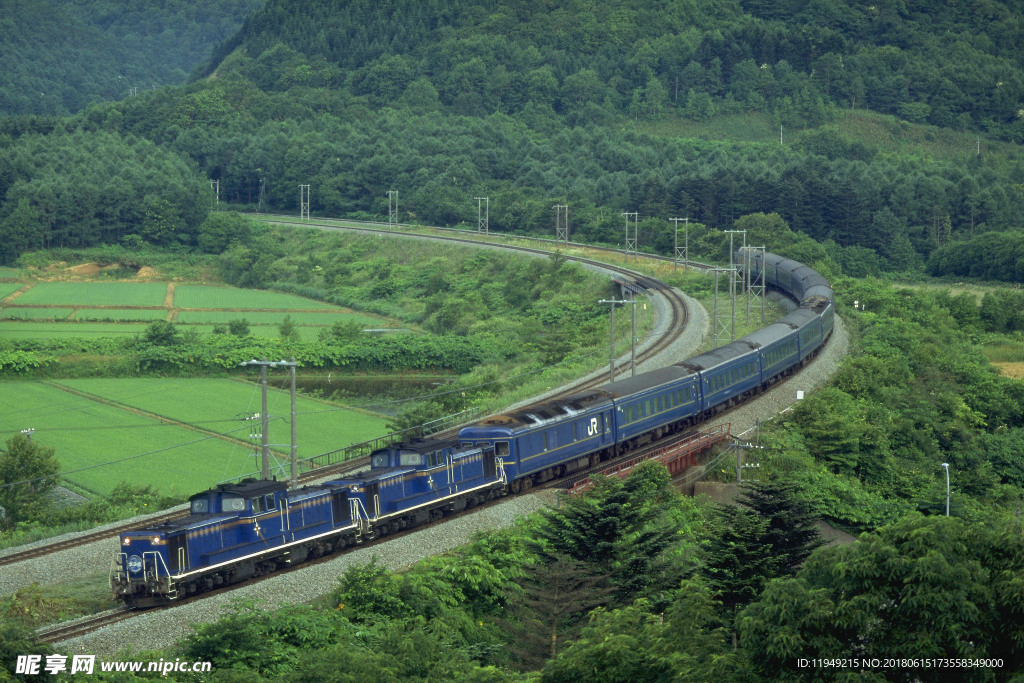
[2,225,690,568]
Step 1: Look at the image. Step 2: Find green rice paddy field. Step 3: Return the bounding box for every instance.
[14,282,168,306]
[0,282,25,299]
[0,379,390,497]
[0,280,399,337]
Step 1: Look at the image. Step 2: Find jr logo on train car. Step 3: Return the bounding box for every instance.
[587,417,599,436]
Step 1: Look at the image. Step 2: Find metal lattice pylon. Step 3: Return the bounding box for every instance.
[622,212,638,260]
[299,184,310,221]
[554,204,569,244]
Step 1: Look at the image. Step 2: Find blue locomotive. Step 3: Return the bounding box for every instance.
[111,439,505,607]
[112,249,832,607]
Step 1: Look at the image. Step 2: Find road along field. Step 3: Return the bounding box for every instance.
[0,378,391,497]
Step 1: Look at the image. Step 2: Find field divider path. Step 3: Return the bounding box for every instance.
[40,381,287,456]
[1,282,34,303]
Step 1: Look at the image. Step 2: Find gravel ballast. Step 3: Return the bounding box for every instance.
[58,490,558,657]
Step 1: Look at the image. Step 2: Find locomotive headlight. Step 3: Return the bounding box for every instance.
[152,536,163,545]
[123,538,131,546]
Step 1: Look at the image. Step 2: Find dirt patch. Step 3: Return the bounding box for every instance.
[993,362,1024,380]
[137,266,158,278]
[69,263,102,276]
[163,282,176,307]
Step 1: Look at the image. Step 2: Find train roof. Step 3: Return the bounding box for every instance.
[602,364,695,397]
[190,478,289,501]
[778,307,820,327]
[371,435,459,454]
[470,389,613,430]
[741,321,800,348]
[678,340,758,372]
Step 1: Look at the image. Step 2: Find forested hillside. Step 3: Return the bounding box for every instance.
[0,0,260,115]
[3,0,1024,279]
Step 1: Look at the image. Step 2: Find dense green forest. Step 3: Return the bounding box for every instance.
[0,0,260,115]
[2,0,1024,276]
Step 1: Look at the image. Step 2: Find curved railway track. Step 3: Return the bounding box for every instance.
[2,226,689,568]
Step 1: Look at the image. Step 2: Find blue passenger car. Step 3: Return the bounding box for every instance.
[458,390,616,490]
[681,341,762,414]
[743,322,800,386]
[604,366,700,446]
[780,308,824,360]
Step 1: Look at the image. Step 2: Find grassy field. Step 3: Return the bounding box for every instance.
[74,309,169,321]
[1,308,75,320]
[0,282,24,299]
[0,378,391,497]
[175,309,380,326]
[992,362,1024,380]
[0,278,403,340]
[173,285,341,310]
[0,322,149,338]
[15,282,168,306]
[53,378,392,458]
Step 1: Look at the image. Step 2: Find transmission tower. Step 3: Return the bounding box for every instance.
[670,217,689,270]
[622,212,638,261]
[475,196,489,234]
[299,184,310,221]
[387,190,398,229]
[745,246,767,323]
[554,204,569,244]
[710,267,737,348]
[724,230,746,336]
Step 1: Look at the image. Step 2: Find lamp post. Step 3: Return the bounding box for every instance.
[941,462,950,516]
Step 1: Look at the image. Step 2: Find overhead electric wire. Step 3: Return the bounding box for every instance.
[0,421,283,490]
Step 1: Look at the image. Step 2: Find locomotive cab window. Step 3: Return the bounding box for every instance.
[190,497,209,514]
[222,495,245,512]
[495,441,510,456]
[263,495,276,512]
[251,497,263,514]
[399,450,423,466]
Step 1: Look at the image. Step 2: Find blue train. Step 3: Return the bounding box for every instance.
[111,249,832,607]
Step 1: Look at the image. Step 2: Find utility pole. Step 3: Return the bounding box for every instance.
[622,212,638,261]
[670,217,689,270]
[210,180,219,209]
[240,358,300,483]
[724,230,746,338]
[941,462,950,516]
[299,184,310,221]
[387,190,398,229]
[628,289,638,376]
[474,196,489,234]
[598,298,631,382]
[20,428,34,441]
[257,177,266,212]
[289,358,298,487]
[554,204,569,244]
